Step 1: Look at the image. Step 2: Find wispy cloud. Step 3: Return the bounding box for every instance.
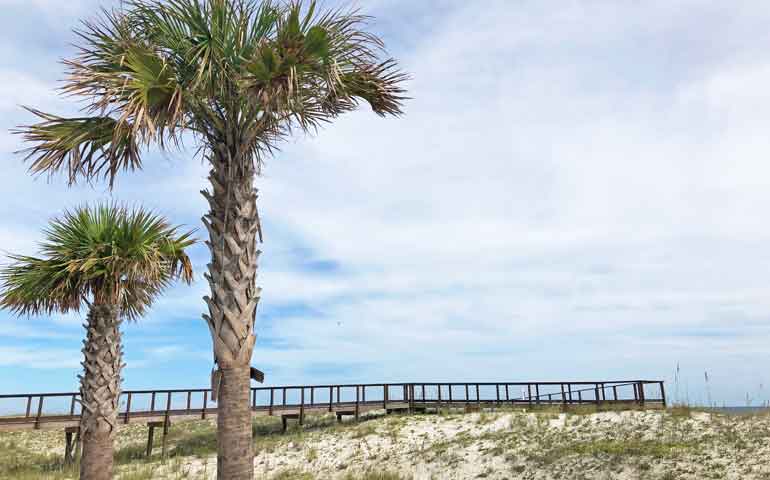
[0,0,769,405]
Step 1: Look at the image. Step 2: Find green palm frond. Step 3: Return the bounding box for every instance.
[17,0,408,186]
[0,204,196,321]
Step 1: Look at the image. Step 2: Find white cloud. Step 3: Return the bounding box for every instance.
[0,346,80,369]
[1,0,770,404]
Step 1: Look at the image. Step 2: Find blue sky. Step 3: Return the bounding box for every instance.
[1,0,770,406]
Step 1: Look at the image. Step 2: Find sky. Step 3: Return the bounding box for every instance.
[0,0,769,407]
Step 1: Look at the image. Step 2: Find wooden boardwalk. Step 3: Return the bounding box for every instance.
[0,380,665,432]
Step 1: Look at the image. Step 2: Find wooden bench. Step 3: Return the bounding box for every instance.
[281,413,302,432]
[146,420,170,458]
[386,406,410,415]
[335,410,357,423]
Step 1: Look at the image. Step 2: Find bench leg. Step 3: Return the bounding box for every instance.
[64,431,74,466]
[161,419,169,458]
[146,425,155,458]
[74,429,81,461]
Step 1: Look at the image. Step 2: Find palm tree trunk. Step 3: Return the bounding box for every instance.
[201,142,261,480]
[79,303,123,480]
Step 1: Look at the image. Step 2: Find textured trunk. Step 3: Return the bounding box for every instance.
[217,366,253,479]
[79,304,123,480]
[201,142,261,479]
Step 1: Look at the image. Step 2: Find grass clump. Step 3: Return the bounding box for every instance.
[0,439,74,480]
[533,439,696,466]
[271,469,314,480]
[342,470,413,480]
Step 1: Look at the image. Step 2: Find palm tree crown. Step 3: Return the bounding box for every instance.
[17,0,408,185]
[0,204,195,319]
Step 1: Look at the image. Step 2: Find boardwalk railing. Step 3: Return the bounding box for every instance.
[0,380,665,432]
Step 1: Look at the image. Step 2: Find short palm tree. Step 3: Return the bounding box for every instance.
[0,204,194,480]
[15,1,407,477]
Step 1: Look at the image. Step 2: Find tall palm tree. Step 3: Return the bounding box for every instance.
[15,1,407,477]
[0,204,195,480]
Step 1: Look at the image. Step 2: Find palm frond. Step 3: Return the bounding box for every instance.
[17,0,408,184]
[0,203,196,321]
[239,1,408,138]
[15,108,140,188]
[64,9,185,145]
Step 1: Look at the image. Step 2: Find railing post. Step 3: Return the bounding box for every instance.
[362,386,366,404]
[505,384,510,404]
[355,386,360,421]
[595,384,601,405]
[465,384,469,403]
[476,384,481,407]
[300,388,305,425]
[310,387,314,406]
[660,381,667,407]
[70,394,78,417]
[329,386,333,412]
[437,384,442,412]
[383,384,388,409]
[269,388,274,416]
[164,392,172,441]
[34,396,44,429]
[638,382,646,406]
[448,385,453,404]
[528,384,532,407]
[187,391,192,411]
[578,391,582,403]
[150,392,156,412]
[560,384,566,405]
[496,385,500,405]
[337,386,341,404]
[282,388,286,406]
[535,384,540,405]
[125,393,132,424]
[252,389,257,409]
[202,391,208,419]
[25,396,32,418]
[422,384,426,402]
[613,385,618,401]
[567,384,573,403]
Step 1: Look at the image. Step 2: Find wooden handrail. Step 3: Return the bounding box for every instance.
[0,380,666,431]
